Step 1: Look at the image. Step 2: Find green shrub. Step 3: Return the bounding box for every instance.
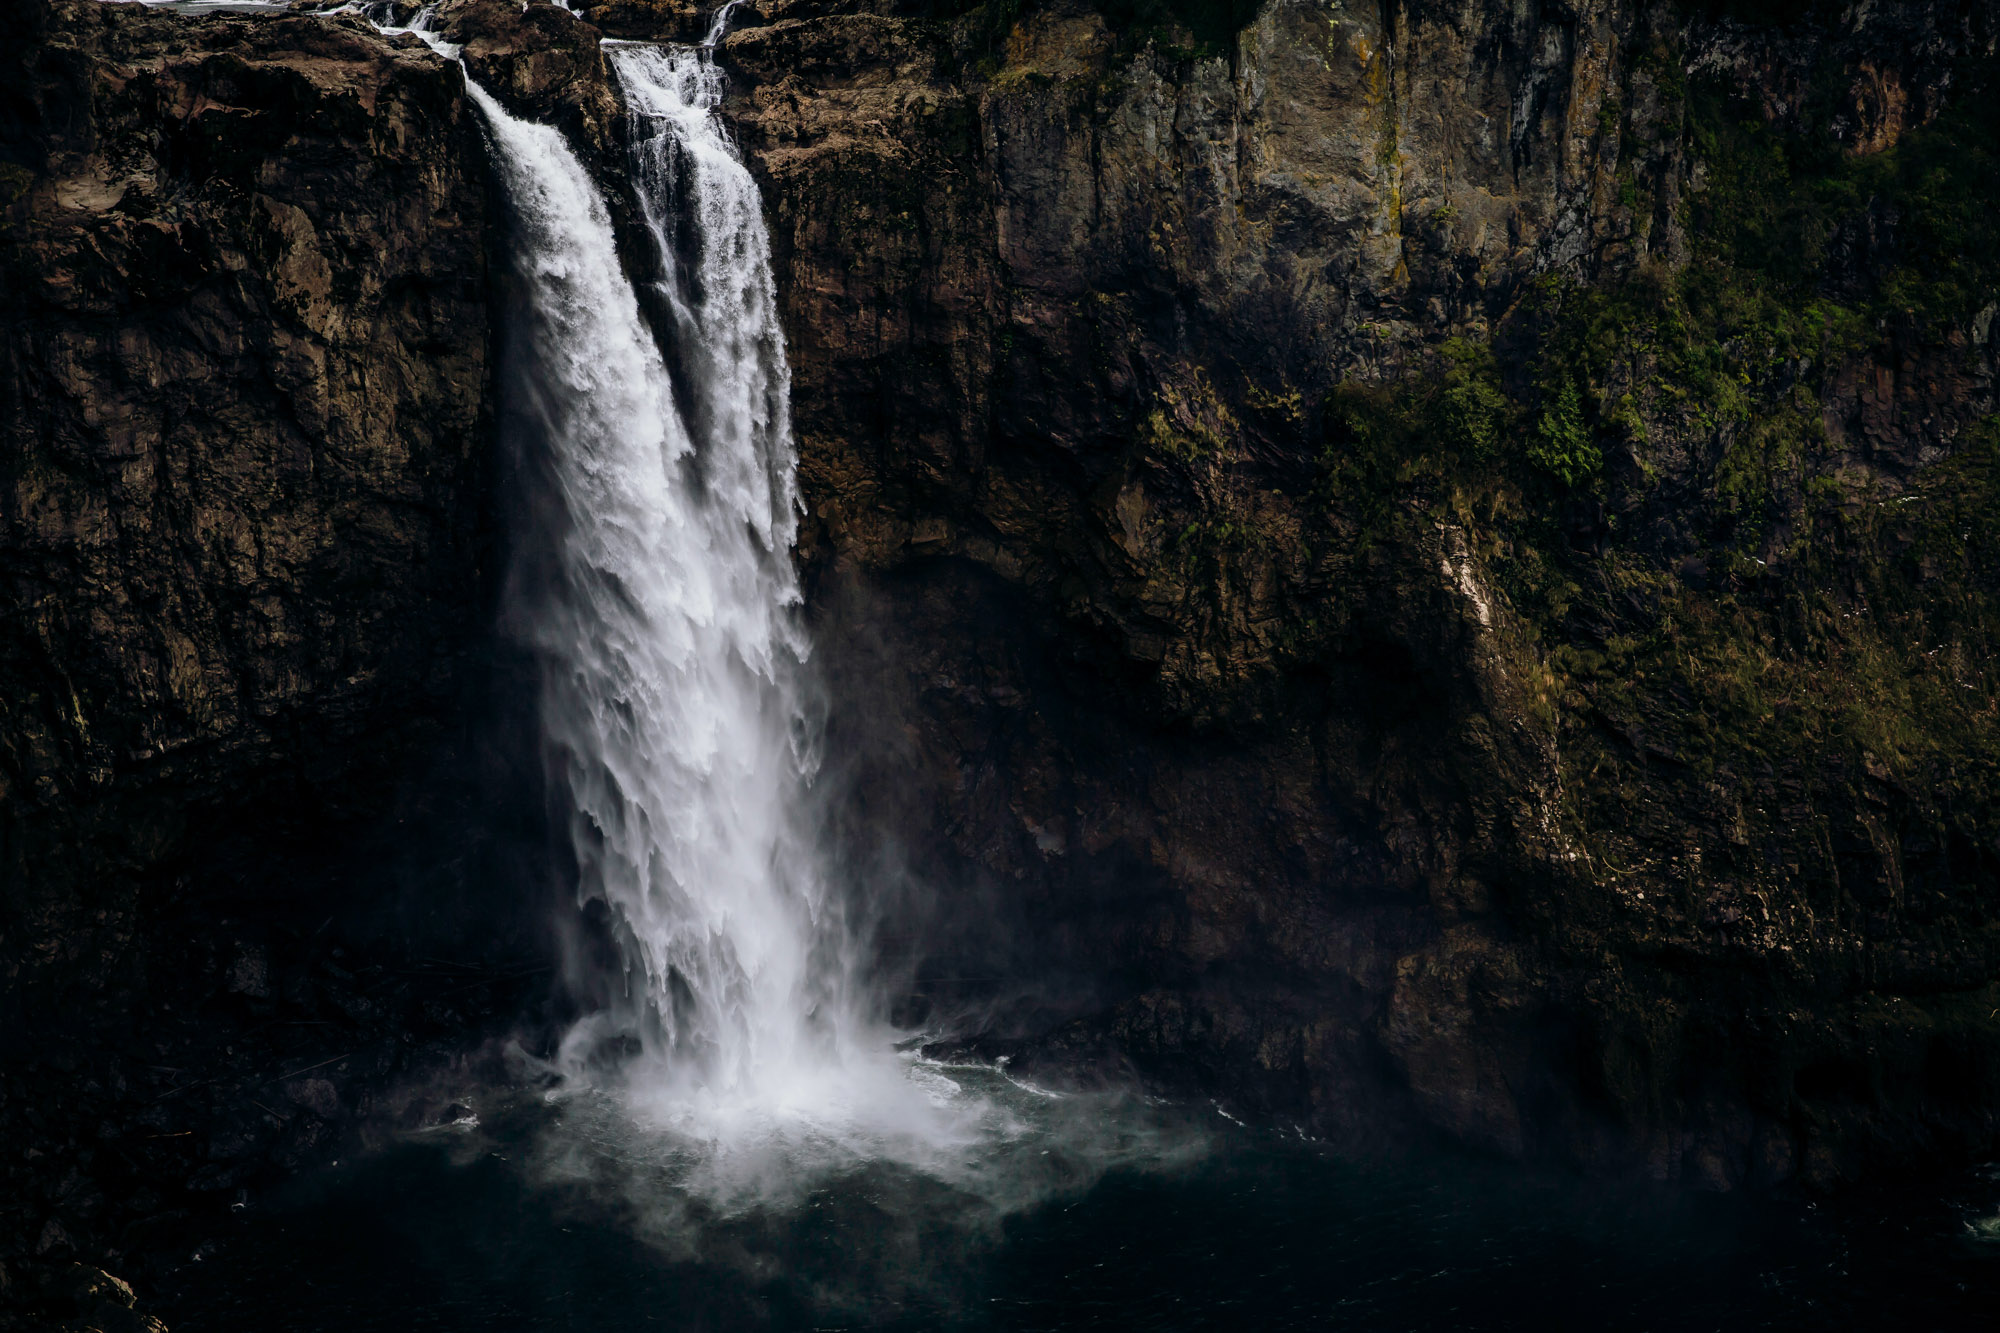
[1528,377,1600,488]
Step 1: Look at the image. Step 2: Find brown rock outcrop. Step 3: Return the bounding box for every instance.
[0,0,492,1016]
[431,0,621,152]
[719,0,2000,1186]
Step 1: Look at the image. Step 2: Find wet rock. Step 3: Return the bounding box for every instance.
[64,1265,134,1313]
[431,0,620,152]
[0,1260,167,1333]
[569,0,708,44]
[223,946,270,1001]
[35,1219,74,1258]
[282,1078,341,1121]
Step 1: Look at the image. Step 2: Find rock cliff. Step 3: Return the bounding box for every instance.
[3,8,1998,1304]
[0,3,518,1315]
[0,0,498,1020]
[683,0,2000,1187]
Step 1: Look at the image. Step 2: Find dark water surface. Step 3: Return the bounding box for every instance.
[162,1095,2000,1333]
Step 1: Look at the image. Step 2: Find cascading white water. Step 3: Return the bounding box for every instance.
[457,31,1096,1199]
[335,3,1187,1220]
[467,47,859,1107]
[349,6,1206,1215]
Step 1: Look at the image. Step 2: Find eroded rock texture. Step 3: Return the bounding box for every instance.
[0,0,492,1017]
[673,0,2000,1187]
[0,0,1996,1234]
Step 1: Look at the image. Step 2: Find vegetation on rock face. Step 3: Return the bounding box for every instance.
[12,0,1980,1235]
[1561,71,1996,791]
[1311,48,2000,786]
[714,0,2000,1181]
[1228,18,2000,1175]
[1528,375,1599,489]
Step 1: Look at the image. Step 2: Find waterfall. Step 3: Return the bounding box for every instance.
[468,46,848,1105]
[338,6,1176,1213]
[441,17,1064,1193]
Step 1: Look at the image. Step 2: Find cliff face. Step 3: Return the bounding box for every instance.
[0,9,543,1306]
[687,0,2000,1186]
[0,0,493,1017]
[3,0,1997,1238]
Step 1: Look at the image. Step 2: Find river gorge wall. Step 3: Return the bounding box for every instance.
[721,0,2000,1187]
[3,0,1999,1287]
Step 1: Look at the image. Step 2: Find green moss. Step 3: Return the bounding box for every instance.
[1561,419,1999,797]
[1299,48,2000,906]
[1169,514,1260,577]
[1212,23,2000,911]
[1139,371,1235,468]
[1142,406,1223,463]
[1687,68,2000,327]
[1436,339,1510,462]
[1503,67,1999,524]
[1712,392,1819,541]
[1243,379,1304,426]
